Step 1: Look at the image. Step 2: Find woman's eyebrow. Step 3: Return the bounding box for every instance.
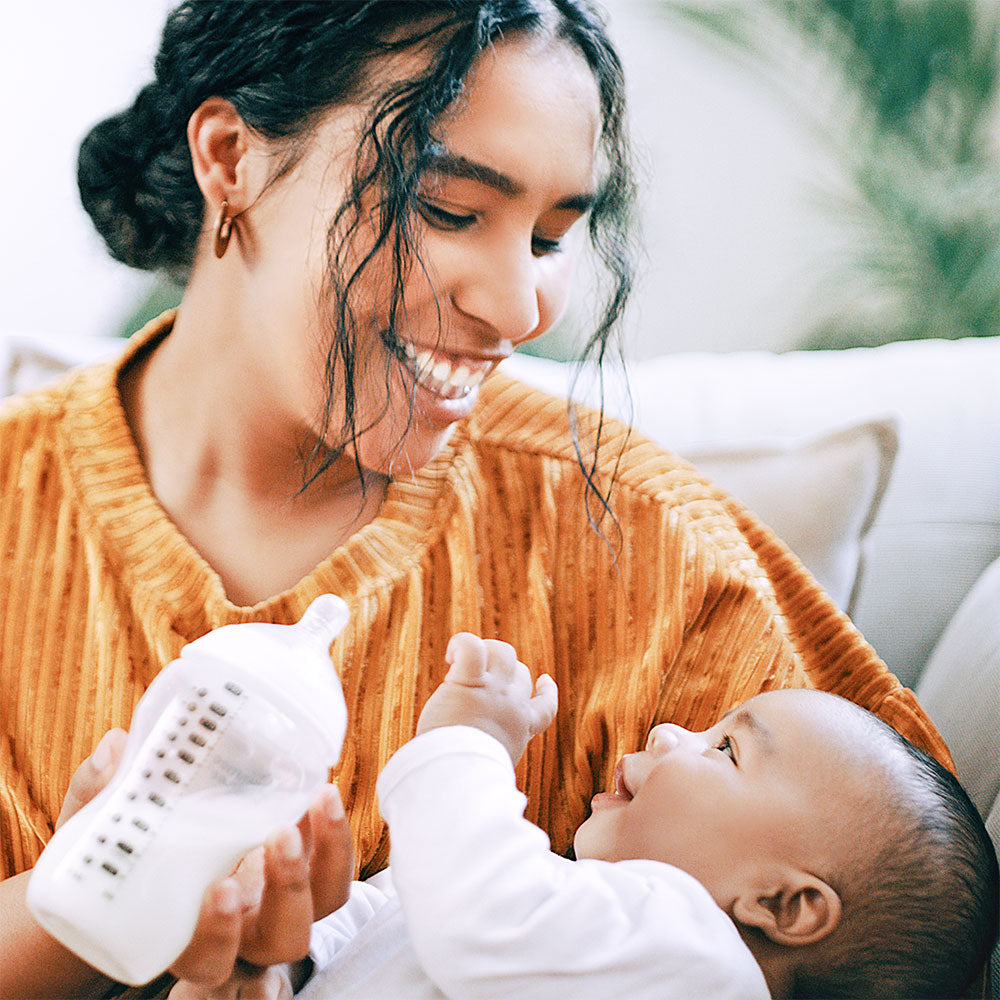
[425,150,596,212]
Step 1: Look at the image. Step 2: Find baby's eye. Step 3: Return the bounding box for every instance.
[715,734,736,763]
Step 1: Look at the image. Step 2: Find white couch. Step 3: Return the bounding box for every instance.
[5,330,1000,992]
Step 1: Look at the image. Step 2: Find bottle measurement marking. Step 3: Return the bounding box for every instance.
[68,679,247,899]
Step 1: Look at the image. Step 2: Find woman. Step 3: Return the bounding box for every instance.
[0,2,948,997]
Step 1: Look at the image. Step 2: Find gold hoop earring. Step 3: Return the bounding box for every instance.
[214,200,233,259]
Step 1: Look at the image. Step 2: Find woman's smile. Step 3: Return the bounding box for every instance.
[399,342,495,401]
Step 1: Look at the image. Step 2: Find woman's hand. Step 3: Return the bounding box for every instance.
[168,784,354,995]
[416,633,559,764]
[64,729,355,985]
[3,729,355,1000]
[0,730,131,1000]
[55,727,129,830]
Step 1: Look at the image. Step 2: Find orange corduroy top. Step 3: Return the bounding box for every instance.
[0,312,949,881]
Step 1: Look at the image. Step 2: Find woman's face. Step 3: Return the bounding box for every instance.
[240,31,602,475]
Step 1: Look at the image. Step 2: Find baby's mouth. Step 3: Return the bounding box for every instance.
[613,759,634,801]
[400,343,488,402]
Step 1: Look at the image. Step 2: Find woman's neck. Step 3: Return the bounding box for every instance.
[118,294,389,606]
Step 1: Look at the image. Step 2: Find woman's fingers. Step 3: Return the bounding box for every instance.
[238,828,312,966]
[171,782,355,981]
[55,729,128,829]
[169,879,242,987]
[304,786,355,919]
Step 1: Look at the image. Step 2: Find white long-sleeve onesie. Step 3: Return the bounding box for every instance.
[301,726,770,999]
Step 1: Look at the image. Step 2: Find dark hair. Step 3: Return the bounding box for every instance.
[78,0,635,512]
[791,719,1000,1000]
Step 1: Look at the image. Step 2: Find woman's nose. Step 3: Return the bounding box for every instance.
[450,244,542,346]
[646,724,686,753]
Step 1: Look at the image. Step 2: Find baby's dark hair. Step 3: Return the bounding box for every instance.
[78,0,635,511]
[791,714,999,1000]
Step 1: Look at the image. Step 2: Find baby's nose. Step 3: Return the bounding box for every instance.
[646,724,683,752]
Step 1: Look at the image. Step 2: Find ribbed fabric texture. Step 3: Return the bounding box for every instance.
[0,313,950,883]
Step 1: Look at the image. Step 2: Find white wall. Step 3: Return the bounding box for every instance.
[610,1,848,356]
[0,1,173,342]
[0,0,841,355]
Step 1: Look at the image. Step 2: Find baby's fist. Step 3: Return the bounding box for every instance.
[417,634,558,763]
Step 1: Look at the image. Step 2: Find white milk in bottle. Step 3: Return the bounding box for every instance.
[27,594,350,986]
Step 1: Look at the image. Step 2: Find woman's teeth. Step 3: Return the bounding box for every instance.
[403,344,487,401]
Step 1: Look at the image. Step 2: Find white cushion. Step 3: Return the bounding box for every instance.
[680,420,896,612]
[917,560,1000,997]
[987,800,1000,998]
[3,331,122,398]
[917,555,1000,822]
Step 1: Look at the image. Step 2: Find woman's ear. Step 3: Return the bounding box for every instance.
[733,874,841,947]
[187,97,261,216]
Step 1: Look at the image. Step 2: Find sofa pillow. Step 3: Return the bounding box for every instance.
[683,420,897,612]
[916,554,1000,822]
[3,331,122,398]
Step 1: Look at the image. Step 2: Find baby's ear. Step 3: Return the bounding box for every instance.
[733,874,841,947]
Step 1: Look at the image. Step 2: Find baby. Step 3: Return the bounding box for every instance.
[301,634,999,1000]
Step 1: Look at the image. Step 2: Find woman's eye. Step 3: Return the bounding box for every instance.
[416,199,475,231]
[531,234,563,258]
[716,734,736,762]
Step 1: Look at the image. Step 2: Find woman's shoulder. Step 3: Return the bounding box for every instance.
[1,360,113,433]
[466,369,719,503]
[460,370,774,574]
[0,357,125,498]
[0,374,73,441]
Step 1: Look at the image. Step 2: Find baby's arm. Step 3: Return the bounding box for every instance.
[415,633,558,763]
[379,635,767,1000]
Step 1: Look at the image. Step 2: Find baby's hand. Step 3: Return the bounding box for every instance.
[416,634,558,764]
[167,961,293,1000]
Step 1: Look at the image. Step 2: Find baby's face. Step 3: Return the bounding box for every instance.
[574,688,862,907]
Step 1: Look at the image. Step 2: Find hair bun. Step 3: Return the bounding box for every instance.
[78,81,201,273]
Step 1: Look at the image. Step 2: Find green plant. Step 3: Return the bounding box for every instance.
[661,0,1000,347]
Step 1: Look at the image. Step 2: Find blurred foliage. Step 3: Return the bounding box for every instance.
[117,279,184,338]
[661,0,1000,347]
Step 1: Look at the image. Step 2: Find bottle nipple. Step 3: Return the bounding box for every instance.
[294,594,350,647]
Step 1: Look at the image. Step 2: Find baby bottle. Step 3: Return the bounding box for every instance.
[27,594,350,986]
